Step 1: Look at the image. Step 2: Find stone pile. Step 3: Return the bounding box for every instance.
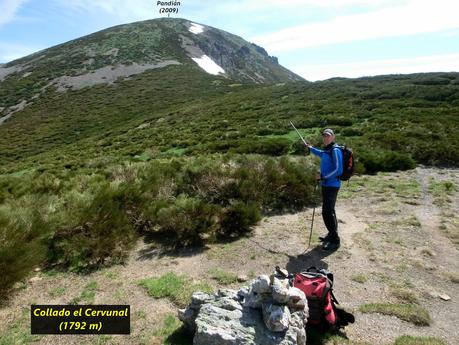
[178,270,309,345]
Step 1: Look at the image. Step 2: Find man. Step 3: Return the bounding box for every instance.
[306,128,343,251]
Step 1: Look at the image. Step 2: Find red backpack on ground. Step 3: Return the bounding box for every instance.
[291,267,354,331]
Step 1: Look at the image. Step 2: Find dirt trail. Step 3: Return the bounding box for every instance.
[0,168,458,344]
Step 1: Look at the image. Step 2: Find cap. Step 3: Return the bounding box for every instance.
[322,128,335,136]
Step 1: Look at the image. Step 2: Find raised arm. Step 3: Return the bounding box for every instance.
[309,146,324,157]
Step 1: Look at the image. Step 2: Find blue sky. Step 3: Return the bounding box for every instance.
[1,0,459,81]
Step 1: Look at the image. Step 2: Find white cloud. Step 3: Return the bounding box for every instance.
[251,0,459,53]
[208,0,392,13]
[291,53,459,81]
[52,0,154,23]
[0,0,29,26]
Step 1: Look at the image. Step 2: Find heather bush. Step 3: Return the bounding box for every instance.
[359,150,416,173]
[219,201,261,238]
[234,138,291,156]
[149,195,221,246]
[0,155,316,291]
[0,196,50,295]
[47,182,136,271]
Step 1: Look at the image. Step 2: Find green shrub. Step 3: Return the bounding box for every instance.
[359,150,416,173]
[324,116,354,126]
[340,127,363,136]
[234,138,291,156]
[150,195,221,246]
[47,183,136,271]
[263,157,316,211]
[291,140,310,155]
[219,201,261,238]
[31,173,63,195]
[0,155,318,287]
[0,198,50,295]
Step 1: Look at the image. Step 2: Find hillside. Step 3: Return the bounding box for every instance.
[0,71,458,174]
[0,18,301,120]
[0,19,458,175]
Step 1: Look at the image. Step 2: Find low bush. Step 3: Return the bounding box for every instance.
[151,195,221,246]
[234,138,291,156]
[291,140,309,155]
[0,198,50,295]
[219,201,261,238]
[1,155,316,292]
[340,127,363,136]
[359,150,416,173]
[47,183,137,271]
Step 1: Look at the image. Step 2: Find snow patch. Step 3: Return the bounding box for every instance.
[189,23,204,34]
[192,55,225,75]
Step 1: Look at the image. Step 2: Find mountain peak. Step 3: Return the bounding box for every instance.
[2,18,303,85]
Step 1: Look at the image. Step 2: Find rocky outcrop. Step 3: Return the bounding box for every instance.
[178,272,308,345]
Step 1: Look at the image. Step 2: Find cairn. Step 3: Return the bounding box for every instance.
[178,269,309,345]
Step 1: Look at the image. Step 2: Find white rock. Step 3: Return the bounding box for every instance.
[262,302,291,332]
[29,276,42,283]
[251,275,271,294]
[271,276,290,289]
[439,294,451,301]
[287,287,308,311]
[272,285,290,304]
[237,274,249,282]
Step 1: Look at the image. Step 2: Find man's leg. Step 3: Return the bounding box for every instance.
[321,186,340,245]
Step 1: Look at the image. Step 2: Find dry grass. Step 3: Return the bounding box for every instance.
[394,335,446,345]
[139,272,213,308]
[359,303,431,326]
[390,287,419,304]
[351,274,369,284]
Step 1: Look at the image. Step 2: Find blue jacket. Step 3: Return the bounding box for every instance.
[310,143,343,188]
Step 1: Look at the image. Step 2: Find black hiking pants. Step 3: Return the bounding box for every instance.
[321,186,340,242]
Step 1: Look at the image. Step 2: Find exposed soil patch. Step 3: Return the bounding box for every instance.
[49,61,182,92]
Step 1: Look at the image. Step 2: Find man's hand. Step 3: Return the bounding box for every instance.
[315,173,321,181]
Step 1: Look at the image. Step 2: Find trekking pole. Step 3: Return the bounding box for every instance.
[289,121,308,147]
[304,181,319,252]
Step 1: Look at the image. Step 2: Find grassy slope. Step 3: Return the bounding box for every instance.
[1,72,459,174]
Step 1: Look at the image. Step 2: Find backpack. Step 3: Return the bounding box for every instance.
[328,144,354,181]
[291,267,354,331]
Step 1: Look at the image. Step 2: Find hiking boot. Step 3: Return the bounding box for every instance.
[322,241,340,251]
